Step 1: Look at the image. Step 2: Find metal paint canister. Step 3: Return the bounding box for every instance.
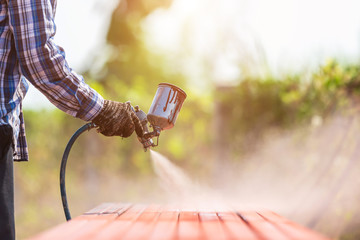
[147,83,187,130]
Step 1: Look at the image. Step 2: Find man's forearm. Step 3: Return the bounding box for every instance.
[7,0,104,121]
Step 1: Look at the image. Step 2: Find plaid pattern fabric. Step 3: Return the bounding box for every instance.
[0,0,104,161]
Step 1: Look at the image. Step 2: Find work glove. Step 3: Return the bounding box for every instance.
[92,100,144,138]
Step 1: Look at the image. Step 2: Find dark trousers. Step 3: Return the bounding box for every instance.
[0,125,15,240]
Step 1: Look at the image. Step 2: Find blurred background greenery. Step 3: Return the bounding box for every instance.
[15,0,360,239]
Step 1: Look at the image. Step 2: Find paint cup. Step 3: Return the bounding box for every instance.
[147,83,187,130]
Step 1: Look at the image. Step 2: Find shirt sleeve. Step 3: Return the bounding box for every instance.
[7,0,104,121]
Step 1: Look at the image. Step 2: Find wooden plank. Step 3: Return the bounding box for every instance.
[273,223,330,240]
[73,213,118,221]
[82,205,147,240]
[199,212,229,240]
[217,212,259,240]
[58,219,110,240]
[256,211,290,223]
[148,211,179,240]
[28,203,331,240]
[121,208,161,240]
[48,204,132,240]
[83,203,114,215]
[177,211,202,240]
[29,206,121,240]
[102,203,132,214]
[116,204,147,221]
[258,211,329,240]
[238,211,291,240]
[27,220,89,240]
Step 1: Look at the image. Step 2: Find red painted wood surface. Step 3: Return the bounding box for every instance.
[28,203,330,240]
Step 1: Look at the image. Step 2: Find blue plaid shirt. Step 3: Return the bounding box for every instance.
[0,0,104,161]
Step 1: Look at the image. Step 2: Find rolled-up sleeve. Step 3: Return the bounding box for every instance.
[7,0,103,121]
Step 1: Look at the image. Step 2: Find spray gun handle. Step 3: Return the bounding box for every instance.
[133,106,148,131]
[132,105,157,150]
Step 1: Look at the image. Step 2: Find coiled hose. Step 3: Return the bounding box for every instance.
[60,122,96,221]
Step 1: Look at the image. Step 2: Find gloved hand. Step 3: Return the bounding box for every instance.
[92,100,144,137]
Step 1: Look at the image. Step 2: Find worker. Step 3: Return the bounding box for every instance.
[0,0,143,239]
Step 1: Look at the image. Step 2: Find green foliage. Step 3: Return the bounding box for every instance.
[217,60,360,155]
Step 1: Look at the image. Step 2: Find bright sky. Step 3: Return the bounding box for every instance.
[143,0,360,86]
[23,0,360,109]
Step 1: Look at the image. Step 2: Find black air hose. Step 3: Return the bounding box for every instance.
[60,122,96,221]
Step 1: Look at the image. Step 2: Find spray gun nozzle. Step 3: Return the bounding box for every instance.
[140,126,161,151]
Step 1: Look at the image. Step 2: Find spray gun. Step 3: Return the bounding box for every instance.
[60,83,186,221]
[132,83,187,151]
